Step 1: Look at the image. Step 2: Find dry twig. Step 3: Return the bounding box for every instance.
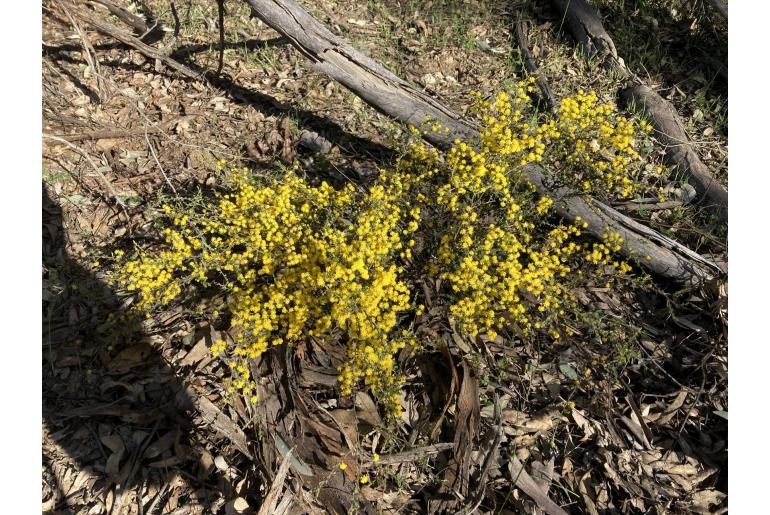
[42,133,128,218]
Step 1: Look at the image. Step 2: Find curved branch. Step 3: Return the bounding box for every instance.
[550,0,728,221]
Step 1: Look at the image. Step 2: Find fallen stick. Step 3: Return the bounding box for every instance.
[72,6,203,81]
[550,0,728,220]
[242,0,720,284]
[615,200,683,213]
[57,0,107,103]
[87,0,149,34]
[514,17,556,112]
[368,442,455,467]
[53,124,168,142]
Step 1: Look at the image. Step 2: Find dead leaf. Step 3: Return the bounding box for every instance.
[531,458,556,495]
[354,392,382,428]
[148,456,182,468]
[226,497,252,515]
[690,489,726,512]
[180,335,211,368]
[329,409,359,446]
[273,433,313,477]
[100,432,125,480]
[144,429,177,460]
[96,138,119,152]
[198,449,215,481]
[107,342,153,372]
[443,362,479,507]
[192,391,253,458]
[215,455,229,471]
[509,457,569,515]
[656,390,689,426]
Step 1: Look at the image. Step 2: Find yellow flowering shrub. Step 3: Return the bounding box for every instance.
[113,81,654,415]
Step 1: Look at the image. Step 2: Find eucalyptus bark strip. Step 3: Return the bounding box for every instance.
[550,0,728,220]
[242,0,719,284]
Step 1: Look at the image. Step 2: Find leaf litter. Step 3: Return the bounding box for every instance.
[42,0,727,513]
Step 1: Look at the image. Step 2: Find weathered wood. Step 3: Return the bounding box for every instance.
[551,0,617,61]
[244,0,720,284]
[88,0,149,34]
[621,84,728,217]
[527,165,721,283]
[515,18,556,112]
[550,0,728,220]
[243,0,477,149]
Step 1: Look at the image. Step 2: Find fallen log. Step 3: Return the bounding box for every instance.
[621,84,728,215]
[69,0,721,284]
[510,13,717,282]
[550,0,728,221]
[242,0,720,284]
[527,167,721,283]
[551,0,617,62]
[241,0,478,149]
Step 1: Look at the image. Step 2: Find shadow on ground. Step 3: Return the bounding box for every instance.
[42,185,219,513]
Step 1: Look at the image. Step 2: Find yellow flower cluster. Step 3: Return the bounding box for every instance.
[585,229,625,266]
[114,167,420,414]
[554,90,643,197]
[397,87,646,341]
[113,82,649,414]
